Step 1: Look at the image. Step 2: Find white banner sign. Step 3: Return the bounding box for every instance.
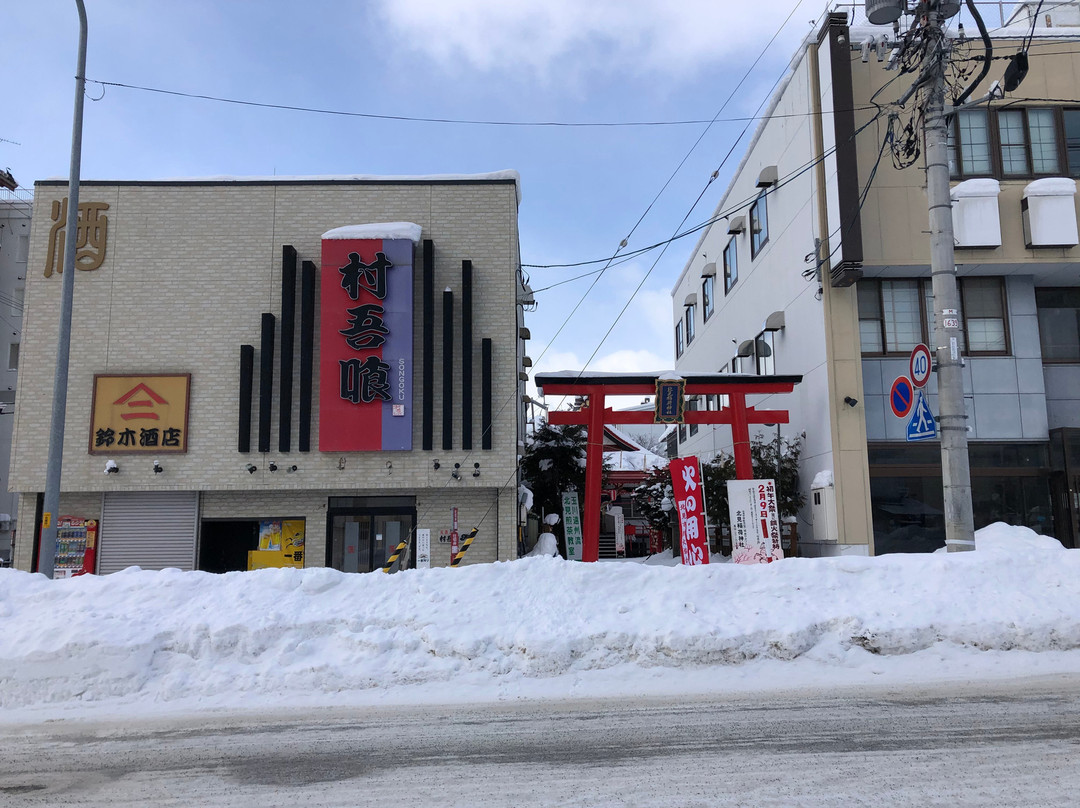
[415,528,431,569]
[611,506,626,557]
[562,491,584,561]
[726,479,783,564]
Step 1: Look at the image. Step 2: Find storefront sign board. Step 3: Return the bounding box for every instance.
[89,374,190,454]
[319,235,413,451]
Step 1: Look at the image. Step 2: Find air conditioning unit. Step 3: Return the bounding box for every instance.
[810,485,837,543]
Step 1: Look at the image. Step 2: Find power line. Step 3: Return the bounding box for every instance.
[85,77,886,130]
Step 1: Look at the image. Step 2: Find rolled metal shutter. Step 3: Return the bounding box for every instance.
[98,491,199,574]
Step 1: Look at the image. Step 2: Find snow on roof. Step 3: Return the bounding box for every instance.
[322,222,423,243]
[38,170,523,203]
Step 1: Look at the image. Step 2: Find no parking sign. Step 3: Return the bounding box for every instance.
[890,376,914,418]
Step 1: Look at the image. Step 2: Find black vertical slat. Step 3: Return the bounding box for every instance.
[279,245,297,452]
[462,260,473,450]
[299,260,316,452]
[482,338,493,450]
[239,344,254,452]
[442,289,454,451]
[259,313,275,453]
[423,239,435,450]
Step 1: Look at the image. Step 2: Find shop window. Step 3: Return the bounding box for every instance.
[685,304,696,345]
[1036,287,1080,362]
[869,442,1053,554]
[723,237,738,293]
[675,320,684,359]
[750,193,769,259]
[702,275,715,321]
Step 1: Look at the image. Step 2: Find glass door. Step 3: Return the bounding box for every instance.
[328,507,415,572]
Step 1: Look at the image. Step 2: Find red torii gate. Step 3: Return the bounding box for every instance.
[535,372,803,563]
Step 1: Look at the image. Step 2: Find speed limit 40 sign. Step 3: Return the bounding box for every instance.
[909,343,932,389]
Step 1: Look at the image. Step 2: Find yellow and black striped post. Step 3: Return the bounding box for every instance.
[381,538,410,574]
[450,528,478,566]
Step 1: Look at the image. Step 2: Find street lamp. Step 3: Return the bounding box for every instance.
[660,485,674,553]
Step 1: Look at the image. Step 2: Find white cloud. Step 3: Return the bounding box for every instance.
[375,0,817,80]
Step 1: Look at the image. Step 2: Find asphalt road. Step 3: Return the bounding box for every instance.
[1,676,1078,807]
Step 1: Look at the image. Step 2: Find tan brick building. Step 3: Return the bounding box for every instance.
[11,173,526,574]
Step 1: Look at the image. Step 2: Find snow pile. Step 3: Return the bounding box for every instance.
[0,524,1077,720]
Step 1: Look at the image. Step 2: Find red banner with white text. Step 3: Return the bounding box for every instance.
[669,457,711,566]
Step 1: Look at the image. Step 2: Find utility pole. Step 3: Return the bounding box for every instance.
[921,5,976,551]
[39,0,89,578]
[868,0,975,550]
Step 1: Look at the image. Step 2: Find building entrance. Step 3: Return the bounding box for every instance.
[326,496,416,572]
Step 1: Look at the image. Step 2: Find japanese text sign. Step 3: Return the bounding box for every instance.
[319,236,413,451]
[669,457,711,566]
[90,374,190,454]
[726,479,783,564]
[45,198,109,277]
[562,491,584,561]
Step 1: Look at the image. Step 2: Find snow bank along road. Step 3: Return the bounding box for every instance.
[1,524,1078,719]
[1,677,1078,807]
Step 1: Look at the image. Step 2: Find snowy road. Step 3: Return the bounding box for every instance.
[2,676,1078,807]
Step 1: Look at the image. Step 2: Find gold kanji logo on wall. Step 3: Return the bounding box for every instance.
[89,374,191,454]
[44,198,109,277]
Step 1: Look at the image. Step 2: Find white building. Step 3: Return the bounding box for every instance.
[671,7,1080,556]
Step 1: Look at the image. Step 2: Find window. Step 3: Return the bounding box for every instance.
[675,320,684,359]
[858,277,1008,356]
[949,109,992,176]
[685,304,696,345]
[723,237,738,293]
[688,397,699,437]
[731,356,741,374]
[1064,110,1080,176]
[950,107,1062,179]
[702,275,715,321]
[1036,288,1080,362]
[7,342,18,371]
[755,330,775,375]
[959,277,1007,353]
[750,193,769,258]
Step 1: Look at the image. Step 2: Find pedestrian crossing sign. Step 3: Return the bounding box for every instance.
[906,389,937,441]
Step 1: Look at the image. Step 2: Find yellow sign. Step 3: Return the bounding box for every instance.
[249,518,305,570]
[45,198,109,276]
[42,512,51,529]
[89,374,191,454]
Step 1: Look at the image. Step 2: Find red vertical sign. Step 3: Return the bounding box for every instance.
[669,457,711,566]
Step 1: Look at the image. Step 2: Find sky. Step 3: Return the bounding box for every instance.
[1,522,1077,721]
[4,0,841,398]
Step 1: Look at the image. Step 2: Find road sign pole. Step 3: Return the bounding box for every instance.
[923,8,975,551]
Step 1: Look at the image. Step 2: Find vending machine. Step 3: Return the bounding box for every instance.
[53,517,98,578]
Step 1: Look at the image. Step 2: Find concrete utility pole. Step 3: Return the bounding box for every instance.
[39,0,89,578]
[921,4,976,551]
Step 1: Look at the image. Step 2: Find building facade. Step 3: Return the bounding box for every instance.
[0,187,29,563]
[11,173,525,574]
[671,9,1080,555]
